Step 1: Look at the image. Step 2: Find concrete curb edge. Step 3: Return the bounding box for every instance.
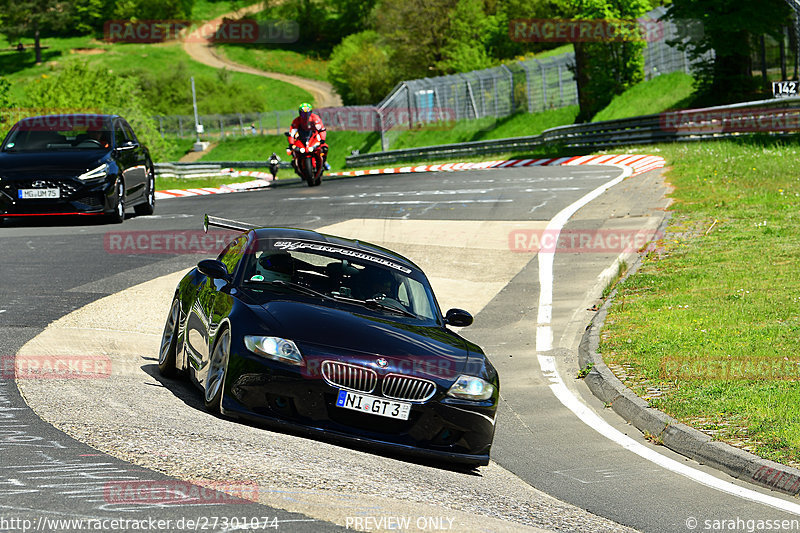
[154,154,666,200]
[578,216,800,497]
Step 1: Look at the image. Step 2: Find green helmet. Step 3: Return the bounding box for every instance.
[298,102,313,120]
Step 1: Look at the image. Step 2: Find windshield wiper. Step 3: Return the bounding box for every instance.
[338,296,417,318]
[366,298,416,317]
[243,279,334,300]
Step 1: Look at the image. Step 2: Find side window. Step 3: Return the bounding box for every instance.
[122,121,138,143]
[217,236,247,276]
[114,122,127,148]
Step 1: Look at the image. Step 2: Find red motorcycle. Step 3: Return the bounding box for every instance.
[286,130,325,187]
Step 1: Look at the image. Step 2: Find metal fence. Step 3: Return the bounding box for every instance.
[346,96,800,167]
[154,7,707,149]
[643,6,711,80]
[372,7,708,150]
[155,110,299,139]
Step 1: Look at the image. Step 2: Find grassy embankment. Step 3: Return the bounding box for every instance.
[192,106,581,184]
[599,138,800,467]
[1,37,311,115]
[195,70,695,171]
[592,71,695,122]
[217,45,330,81]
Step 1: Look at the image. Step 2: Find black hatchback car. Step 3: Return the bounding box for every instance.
[0,114,155,223]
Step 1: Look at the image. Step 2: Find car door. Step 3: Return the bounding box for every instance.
[112,119,142,200]
[122,120,148,199]
[184,235,248,386]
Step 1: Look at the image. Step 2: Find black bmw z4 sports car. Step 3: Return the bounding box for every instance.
[0,114,155,223]
[159,216,499,466]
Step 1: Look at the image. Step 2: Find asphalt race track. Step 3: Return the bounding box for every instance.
[2,166,800,533]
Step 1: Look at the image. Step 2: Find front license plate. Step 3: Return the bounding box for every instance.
[19,188,60,199]
[336,390,411,420]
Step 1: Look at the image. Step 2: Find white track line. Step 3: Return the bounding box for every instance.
[536,165,800,515]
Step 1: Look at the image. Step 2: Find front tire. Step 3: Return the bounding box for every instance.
[134,170,155,216]
[303,157,315,187]
[204,328,230,412]
[108,181,125,224]
[158,298,181,378]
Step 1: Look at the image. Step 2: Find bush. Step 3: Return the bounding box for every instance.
[133,62,275,115]
[327,30,396,105]
[113,0,193,20]
[23,62,170,160]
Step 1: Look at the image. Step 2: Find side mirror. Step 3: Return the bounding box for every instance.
[116,140,138,151]
[198,259,231,282]
[444,308,473,327]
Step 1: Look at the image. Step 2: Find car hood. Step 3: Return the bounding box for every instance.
[258,300,472,381]
[0,151,109,177]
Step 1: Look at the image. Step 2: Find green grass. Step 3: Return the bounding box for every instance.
[386,107,579,151]
[191,0,260,21]
[159,137,197,161]
[157,174,262,191]
[190,107,578,168]
[592,72,696,122]
[600,138,800,467]
[73,42,310,114]
[199,131,381,170]
[217,44,330,81]
[0,36,98,102]
[530,44,574,60]
[2,37,311,114]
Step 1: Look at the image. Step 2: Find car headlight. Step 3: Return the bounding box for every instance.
[244,335,304,366]
[77,163,108,181]
[446,375,494,401]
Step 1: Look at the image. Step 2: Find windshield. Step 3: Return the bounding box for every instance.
[241,238,439,320]
[2,117,112,152]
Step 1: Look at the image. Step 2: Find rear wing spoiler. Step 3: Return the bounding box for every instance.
[203,214,257,234]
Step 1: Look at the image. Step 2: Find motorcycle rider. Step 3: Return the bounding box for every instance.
[287,102,329,177]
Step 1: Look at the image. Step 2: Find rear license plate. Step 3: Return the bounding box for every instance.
[336,390,411,420]
[19,188,60,199]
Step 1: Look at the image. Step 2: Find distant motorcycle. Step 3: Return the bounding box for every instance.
[268,152,280,180]
[286,130,324,187]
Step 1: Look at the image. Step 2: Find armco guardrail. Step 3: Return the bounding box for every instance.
[154,162,223,179]
[346,96,800,167]
[155,161,292,178]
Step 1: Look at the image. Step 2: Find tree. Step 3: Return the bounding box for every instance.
[257,0,338,53]
[374,0,459,79]
[113,0,194,21]
[70,0,114,34]
[667,0,792,103]
[328,30,397,105]
[549,0,651,121]
[436,0,497,73]
[327,0,379,42]
[24,62,169,160]
[0,0,72,63]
